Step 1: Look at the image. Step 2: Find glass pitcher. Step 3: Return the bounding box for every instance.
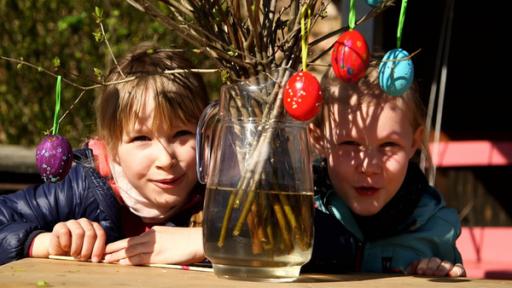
[196,69,314,282]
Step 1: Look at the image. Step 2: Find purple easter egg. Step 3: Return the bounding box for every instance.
[35,134,73,182]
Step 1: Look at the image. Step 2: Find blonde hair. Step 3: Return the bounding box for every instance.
[313,65,430,164]
[95,43,209,153]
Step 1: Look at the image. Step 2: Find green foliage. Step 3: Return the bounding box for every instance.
[0,0,218,147]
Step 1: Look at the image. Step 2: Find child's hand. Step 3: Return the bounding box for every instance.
[103,226,204,265]
[49,218,106,263]
[407,257,466,277]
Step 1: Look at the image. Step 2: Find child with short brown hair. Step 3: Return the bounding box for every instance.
[0,43,209,266]
[305,66,465,277]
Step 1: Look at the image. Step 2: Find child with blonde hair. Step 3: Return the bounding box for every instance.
[305,66,465,277]
[0,43,209,266]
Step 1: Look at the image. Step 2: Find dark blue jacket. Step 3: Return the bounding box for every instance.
[0,148,121,265]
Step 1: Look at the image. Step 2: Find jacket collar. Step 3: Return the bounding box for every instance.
[314,159,445,241]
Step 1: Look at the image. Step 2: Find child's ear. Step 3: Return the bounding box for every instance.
[308,123,327,157]
[411,126,425,157]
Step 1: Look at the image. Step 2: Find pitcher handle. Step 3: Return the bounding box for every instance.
[196,101,220,184]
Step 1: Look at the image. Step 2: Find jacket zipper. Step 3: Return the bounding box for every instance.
[354,241,364,272]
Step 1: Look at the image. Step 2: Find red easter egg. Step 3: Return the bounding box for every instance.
[35,134,73,182]
[283,71,322,121]
[331,30,370,83]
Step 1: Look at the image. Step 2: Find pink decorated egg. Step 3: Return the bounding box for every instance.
[331,30,369,83]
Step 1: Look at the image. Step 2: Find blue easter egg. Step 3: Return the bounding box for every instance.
[378,48,414,96]
[366,0,382,7]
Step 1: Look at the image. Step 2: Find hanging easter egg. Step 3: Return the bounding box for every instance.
[35,134,73,182]
[283,71,322,121]
[366,0,382,7]
[378,48,414,96]
[331,30,369,83]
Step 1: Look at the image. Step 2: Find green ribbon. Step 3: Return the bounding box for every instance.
[301,5,311,71]
[348,0,356,30]
[52,75,61,135]
[396,0,408,48]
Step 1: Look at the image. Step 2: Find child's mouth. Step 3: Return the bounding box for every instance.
[152,175,184,189]
[354,186,379,196]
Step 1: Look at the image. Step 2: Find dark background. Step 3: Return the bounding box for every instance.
[378,0,512,225]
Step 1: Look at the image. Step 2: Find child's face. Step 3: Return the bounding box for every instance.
[313,96,422,216]
[114,94,198,216]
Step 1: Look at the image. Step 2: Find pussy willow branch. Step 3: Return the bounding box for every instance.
[1,56,218,90]
[231,67,294,236]
[220,0,311,244]
[1,56,91,90]
[246,2,264,73]
[99,22,125,78]
[130,0,254,76]
[128,0,323,79]
[0,56,218,131]
[262,0,278,55]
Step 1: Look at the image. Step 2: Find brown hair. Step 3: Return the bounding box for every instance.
[313,65,429,163]
[95,42,209,153]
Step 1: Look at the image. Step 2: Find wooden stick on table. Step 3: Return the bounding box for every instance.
[48,255,213,273]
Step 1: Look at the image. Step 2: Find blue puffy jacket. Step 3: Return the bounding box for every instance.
[0,148,122,265]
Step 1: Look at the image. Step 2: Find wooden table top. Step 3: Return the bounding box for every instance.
[1,258,511,288]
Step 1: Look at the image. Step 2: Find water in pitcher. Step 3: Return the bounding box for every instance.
[203,186,314,282]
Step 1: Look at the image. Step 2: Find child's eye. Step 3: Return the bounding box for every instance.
[338,140,360,146]
[131,135,151,142]
[174,130,193,138]
[381,141,400,148]
[380,142,402,154]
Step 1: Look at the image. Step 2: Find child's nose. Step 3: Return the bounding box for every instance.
[359,149,381,175]
[155,141,178,168]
